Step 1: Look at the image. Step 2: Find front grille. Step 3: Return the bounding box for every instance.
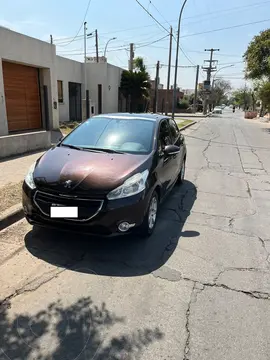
[34,191,103,222]
[36,185,108,199]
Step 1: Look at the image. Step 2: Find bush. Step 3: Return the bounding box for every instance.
[177,101,189,109]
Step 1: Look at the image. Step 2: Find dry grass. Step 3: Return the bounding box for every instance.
[0,181,23,213]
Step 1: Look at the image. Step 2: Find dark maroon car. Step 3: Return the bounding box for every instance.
[22,113,186,237]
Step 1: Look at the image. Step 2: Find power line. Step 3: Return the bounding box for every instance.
[160,64,197,68]
[57,35,169,56]
[181,0,270,22]
[218,61,244,65]
[57,32,167,53]
[148,1,171,27]
[135,34,169,48]
[57,0,93,47]
[179,47,196,66]
[54,15,270,47]
[55,28,166,47]
[134,0,170,34]
[53,0,270,43]
[181,18,270,39]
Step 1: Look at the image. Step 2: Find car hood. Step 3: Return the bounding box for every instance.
[34,146,151,195]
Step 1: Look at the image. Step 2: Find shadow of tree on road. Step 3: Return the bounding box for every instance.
[25,181,198,277]
[0,297,163,360]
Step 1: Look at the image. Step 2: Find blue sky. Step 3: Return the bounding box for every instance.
[1,0,270,90]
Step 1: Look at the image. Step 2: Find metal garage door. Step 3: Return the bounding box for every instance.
[2,61,42,132]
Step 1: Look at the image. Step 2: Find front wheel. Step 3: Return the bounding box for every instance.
[138,191,159,238]
[176,159,186,185]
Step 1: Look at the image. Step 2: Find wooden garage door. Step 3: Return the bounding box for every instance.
[2,61,42,132]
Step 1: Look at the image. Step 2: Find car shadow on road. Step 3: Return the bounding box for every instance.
[25,180,198,277]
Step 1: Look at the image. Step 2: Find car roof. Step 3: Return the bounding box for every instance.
[93,113,169,123]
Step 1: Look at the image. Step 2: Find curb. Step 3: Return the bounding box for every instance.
[174,115,206,118]
[178,121,197,131]
[0,204,24,231]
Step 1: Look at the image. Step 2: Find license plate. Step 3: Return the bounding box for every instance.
[50,206,78,218]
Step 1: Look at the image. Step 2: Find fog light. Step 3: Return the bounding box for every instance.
[118,222,135,232]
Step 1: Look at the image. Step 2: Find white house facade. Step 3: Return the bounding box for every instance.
[0,27,124,158]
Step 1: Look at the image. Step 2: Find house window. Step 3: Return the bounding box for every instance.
[57,80,63,103]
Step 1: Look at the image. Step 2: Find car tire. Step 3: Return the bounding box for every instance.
[176,158,186,185]
[138,191,159,238]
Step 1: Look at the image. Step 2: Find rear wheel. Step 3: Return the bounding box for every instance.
[138,191,158,238]
[177,159,186,185]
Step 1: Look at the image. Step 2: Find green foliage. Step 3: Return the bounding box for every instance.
[258,81,270,111]
[120,56,151,112]
[244,29,270,80]
[211,79,232,106]
[120,70,151,99]
[134,57,146,72]
[232,86,259,110]
[177,100,189,109]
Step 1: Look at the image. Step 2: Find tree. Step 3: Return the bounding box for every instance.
[232,86,259,111]
[211,79,232,108]
[244,28,270,80]
[119,57,151,112]
[258,81,270,113]
[133,56,146,72]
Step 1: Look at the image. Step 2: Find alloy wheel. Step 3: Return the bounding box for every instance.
[148,196,158,229]
[180,161,185,181]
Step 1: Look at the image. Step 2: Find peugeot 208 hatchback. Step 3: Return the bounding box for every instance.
[22,113,187,237]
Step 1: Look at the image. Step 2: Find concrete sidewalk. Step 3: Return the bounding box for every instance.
[0,129,62,188]
[167,112,205,118]
[0,151,45,188]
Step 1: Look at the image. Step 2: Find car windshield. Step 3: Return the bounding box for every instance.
[61,116,155,154]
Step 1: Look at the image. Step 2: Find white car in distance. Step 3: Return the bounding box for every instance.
[213,106,223,114]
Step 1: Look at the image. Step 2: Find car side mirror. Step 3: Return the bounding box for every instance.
[164,144,180,156]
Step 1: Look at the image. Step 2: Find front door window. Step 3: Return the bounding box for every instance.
[158,120,172,154]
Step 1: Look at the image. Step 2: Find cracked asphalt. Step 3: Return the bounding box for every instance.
[0,109,270,360]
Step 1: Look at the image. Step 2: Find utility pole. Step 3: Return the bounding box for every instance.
[193,65,199,113]
[165,26,173,115]
[50,35,53,44]
[202,48,219,114]
[129,43,134,72]
[83,22,90,120]
[153,61,160,113]
[128,43,134,112]
[95,29,99,63]
[172,0,189,119]
[84,22,87,95]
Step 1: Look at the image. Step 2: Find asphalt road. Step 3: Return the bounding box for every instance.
[1,109,270,360]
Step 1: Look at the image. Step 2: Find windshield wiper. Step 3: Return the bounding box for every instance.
[61,144,125,154]
[61,144,83,151]
[82,147,125,154]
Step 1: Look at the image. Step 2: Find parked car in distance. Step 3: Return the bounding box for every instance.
[213,106,223,114]
[23,113,187,238]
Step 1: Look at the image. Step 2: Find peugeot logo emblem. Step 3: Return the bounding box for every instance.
[64,180,72,189]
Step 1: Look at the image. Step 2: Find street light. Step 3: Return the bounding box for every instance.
[104,37,117,57]
[172,0,188,119]
[212,64,234,87]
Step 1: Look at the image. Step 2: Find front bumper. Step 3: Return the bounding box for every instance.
[22,183,149,236]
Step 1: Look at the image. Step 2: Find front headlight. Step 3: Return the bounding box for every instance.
[107,169,149,200]
[25,162,36,189]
